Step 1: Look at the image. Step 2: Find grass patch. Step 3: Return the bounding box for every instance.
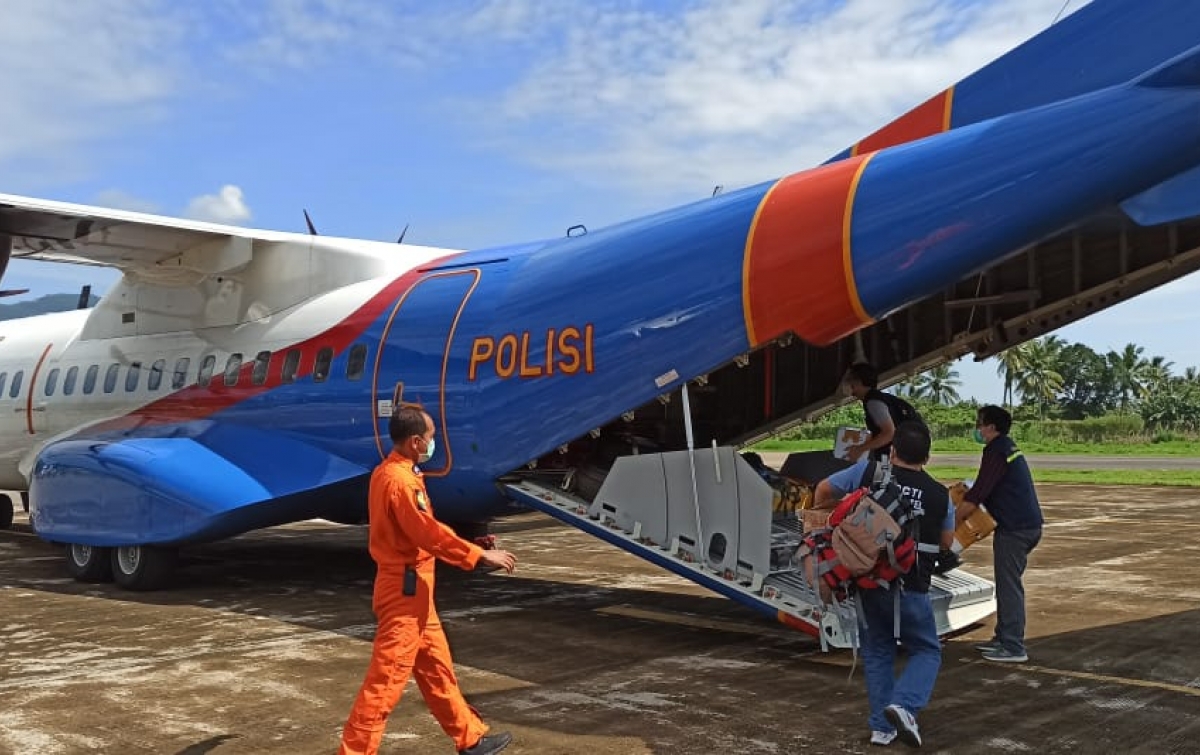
[929,438,1200,455]
[926,466,1200,487]
[750,438,1200,456]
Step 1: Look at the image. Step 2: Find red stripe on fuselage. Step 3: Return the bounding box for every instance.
[852,88,954,156]
[742,156,872,347]
[85,254,461,434]
[26,343,53,435]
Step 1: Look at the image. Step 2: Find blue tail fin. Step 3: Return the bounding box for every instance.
[830,0,1200,161]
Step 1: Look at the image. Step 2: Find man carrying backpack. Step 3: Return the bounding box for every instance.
[813,421,954,749]
[841,363,924,463]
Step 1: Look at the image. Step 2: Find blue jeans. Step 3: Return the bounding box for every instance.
[993,527,1042,654]
[857,588,942,733]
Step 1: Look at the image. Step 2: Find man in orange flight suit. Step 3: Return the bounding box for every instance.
[339,406,518,755]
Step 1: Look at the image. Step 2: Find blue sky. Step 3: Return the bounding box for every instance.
[5,0,1193,403]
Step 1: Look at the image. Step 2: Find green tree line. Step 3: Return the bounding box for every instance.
[786,337,1200,443]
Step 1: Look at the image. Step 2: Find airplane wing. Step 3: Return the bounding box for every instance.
[0,193,294,281]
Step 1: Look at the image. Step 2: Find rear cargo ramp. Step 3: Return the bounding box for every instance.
[504,447,995,650]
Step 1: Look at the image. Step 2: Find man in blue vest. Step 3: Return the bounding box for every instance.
[958,405,1044,663]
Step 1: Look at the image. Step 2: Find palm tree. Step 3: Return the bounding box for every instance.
[993,344,1030,408]
[908,363,962,405]
[1014,336,1064,417]
[1137,355,1174,397]
[1106,343,1149,411]
[891,377,918,399]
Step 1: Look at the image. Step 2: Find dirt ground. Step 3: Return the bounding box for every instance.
[2,484,1199,754]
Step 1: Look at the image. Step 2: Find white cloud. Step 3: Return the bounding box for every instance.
[209,0,443,72]
[0,0,1091,200]
[0,0,185,182]
[488,0,1087,194]
[184,185,253,224]
[93,189,161,215]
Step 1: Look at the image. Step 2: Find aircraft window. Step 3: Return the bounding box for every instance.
[10,370,23,398]
[252,351,271,386]
[172,357,191,390]
[64,366,78,395]
[148,359,165,391]
[346,344,368,380]
[313,347,334,383]
[104,364,120,393]
[198,355,216,387]
[45,368,60,397]
[83,365,99,394]
[0,373,6,397]
[224,353,243,387]
[281,349,301,384]
[125,362,142,392]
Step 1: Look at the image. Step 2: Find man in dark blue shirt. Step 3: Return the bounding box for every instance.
[816,421,953,748]
[960,405,1044,663]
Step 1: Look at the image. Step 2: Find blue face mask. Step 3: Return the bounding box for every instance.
[972,428,986,444]
[419,437,436,463]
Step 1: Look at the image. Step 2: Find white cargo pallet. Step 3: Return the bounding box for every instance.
[504,447,996,649]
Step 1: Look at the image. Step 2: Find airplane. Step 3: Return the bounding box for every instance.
[3,0,1200,646]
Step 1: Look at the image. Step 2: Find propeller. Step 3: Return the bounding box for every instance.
[304,209,410,244]
[77,284,92,309]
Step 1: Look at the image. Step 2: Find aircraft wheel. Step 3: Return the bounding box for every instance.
[111,545,178,591]
[66,543,113,582]
[0,494,12,529]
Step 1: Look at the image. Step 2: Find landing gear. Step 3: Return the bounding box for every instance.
[110,545,178,591]
[0,494,13,529]
[65,543,113,582]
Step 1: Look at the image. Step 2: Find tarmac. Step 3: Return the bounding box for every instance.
[2,483,1199,754]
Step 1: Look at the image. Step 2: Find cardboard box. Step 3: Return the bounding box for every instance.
[833,426,870,460]
[801,508,830,532]
[952,505,997,553]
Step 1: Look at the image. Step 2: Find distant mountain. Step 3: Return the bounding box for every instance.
[0,294,99,321]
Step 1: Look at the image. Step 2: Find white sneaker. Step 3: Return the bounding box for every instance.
[871,730,898,746]
[884,705,921,748]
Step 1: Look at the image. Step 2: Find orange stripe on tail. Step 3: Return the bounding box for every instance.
[853,87,955,156]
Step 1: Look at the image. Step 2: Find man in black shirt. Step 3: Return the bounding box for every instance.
[815,421,953,748]
[841,362,923,463]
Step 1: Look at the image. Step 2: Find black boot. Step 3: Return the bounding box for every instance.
[458,731,512,755]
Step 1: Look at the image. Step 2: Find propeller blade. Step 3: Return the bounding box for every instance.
[77,284,92,309]
[303,209,319,236]
[396,223,409,245]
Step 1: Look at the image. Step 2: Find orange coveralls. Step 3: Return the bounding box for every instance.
[339,452,486,755]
